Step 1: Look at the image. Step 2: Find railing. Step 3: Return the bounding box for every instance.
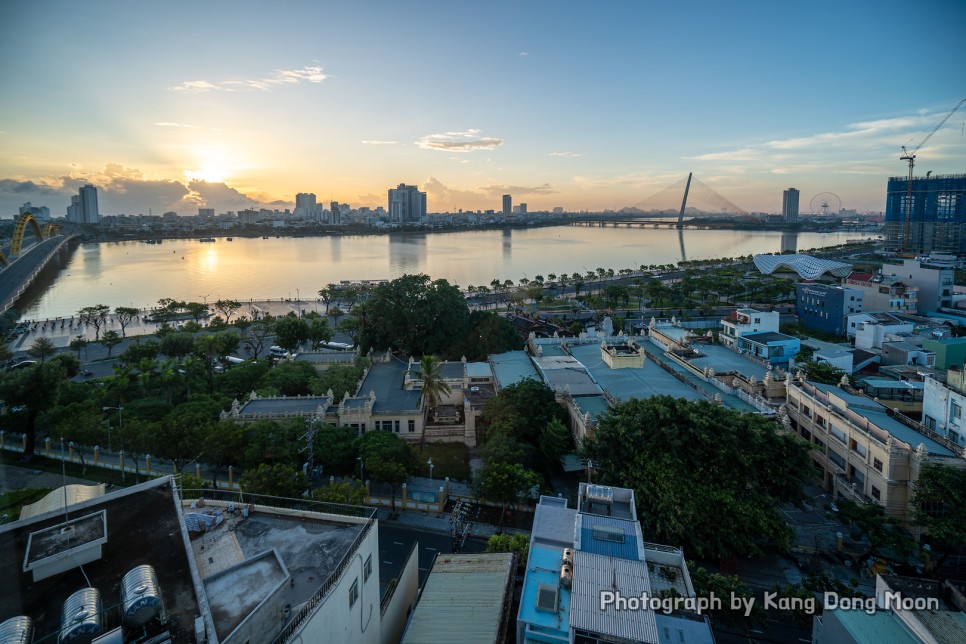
[182,488,376,520]
[274,518,375,644]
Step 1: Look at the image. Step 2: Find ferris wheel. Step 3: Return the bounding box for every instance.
[810,192,842,217]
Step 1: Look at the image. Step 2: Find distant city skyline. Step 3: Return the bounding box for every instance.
[1,1,964,217]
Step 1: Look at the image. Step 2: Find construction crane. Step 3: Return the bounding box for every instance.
[900,97,966,252]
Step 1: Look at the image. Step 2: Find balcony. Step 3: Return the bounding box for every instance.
[833,473,873,506]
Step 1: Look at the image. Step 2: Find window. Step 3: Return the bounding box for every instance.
[953,402,962,419]
[871,486,881,501]
[349,579,359,608]
[364,555,372,582]
[408,419,415,433]
[873,458,883,472]
[394,420,401,433]
[591,525,625,543]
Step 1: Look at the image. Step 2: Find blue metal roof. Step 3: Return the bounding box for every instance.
[577,514,641,561]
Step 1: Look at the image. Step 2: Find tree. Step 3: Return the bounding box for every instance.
[307,316,333,349]
[328,306,345,327]
[212,299,241,324]
[240,319,274,360]
[362,274,470,355]
[0,361,68,459]
[539,417,572,466]
[337,317,361,345]
[312,480,367,505]
[183,301,210,323]
[416,355,452,424]
[474,461,540,514]
[581,396,814,559]
[486,532,530,568]
[912,463,966,571]
[317,283,338,314]
[797,360,848,385]
[479,379,566,452]
[240,463,307,498]
[202,422,247,488]
[160,331,196,362]
[114,306,139,337]
[69,335,89,361]
[79,304,110,340]
[448,311,524,361]
[259,361,317,396]
[312,423,359,476]
[27,336,57,362]
[357,431,415,511]
[836,499,916,571]
[308,363,364,401]
[688,563,765,628]
[101,330,123,357]
[274,315,309,353]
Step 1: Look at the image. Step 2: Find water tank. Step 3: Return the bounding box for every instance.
[560,562,573,589]
[562,548,574,566]
[0,616,34,644]
[59,588,102,644]
[120,565,162,627]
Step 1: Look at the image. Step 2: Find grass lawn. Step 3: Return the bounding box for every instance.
[414,442,472,483]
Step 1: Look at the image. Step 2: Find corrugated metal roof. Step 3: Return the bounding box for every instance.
[570,551,658,643]
[831,608,919,642]
[402,553,514,644]
[19,484,107,519]
[576,514,642,561]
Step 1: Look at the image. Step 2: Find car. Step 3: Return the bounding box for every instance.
[80,369,94,377]
[269,346,289,357]
[8,360,37,370]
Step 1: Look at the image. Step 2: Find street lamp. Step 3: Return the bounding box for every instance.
[357,456,365,482]
[104,420,113,453]
[427,457,434,480]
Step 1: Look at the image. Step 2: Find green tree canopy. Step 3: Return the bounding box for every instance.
[312,424,359,476]
[357,430,416,510]
[581,395,813,559]
[447,310,524,361]
[479,379,566,449]
[114,306,140,337]
[27,336,56,361]
[362,274,470,355]
[258,361,317,396]
[240,463,307,498]
[308,363,364,401]
[101,330,123,357]
[274,315,309,352]
[912,463,966,570]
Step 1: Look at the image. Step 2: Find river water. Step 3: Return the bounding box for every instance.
[18,225,875,319]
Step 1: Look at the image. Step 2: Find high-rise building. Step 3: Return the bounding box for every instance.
[502,194,512,216]
[388,183,426,222]
[19,202,50,221]
[66,195,82,223]
[79,184,99,224]
[294,192,317,218]
[330,201,341,224]
[782,188,799,223]
[519,202,527,214]
[883,174,966,255]
[198,208,215,218]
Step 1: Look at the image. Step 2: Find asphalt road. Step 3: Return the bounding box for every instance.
[377,524,486,597]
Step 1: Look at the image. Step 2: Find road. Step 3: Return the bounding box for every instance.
[377,524,485,598]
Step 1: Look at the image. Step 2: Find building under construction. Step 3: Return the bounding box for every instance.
[883,173,966,255]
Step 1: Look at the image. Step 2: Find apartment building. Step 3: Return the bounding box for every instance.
[784,380,963,521]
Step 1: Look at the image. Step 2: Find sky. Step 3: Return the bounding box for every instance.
[1,0,964,217]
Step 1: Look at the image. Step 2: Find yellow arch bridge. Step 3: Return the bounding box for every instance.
[0,212,61,266]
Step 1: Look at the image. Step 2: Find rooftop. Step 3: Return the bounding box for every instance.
[568,343,702,402]
[754,254,853,279]
[240,395,332,416]
[570,550,658,643]
[401,553,515,644]
[488,350,540,389]
[0,479,205,644]
[358,360,422,413]
[533,354,600,396]
[824,608,919,643]
[684,344,770,380]
[741,331,799,344]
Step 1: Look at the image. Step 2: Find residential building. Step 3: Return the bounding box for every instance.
[845,273,918,314]
[848,311,912,343]
[796,283,864,335]
[388,183,426,223]
[734,331,800,365]
[881,339,935,368]
[402,553,515,643]
[519,202,527,214]
[502,194,511,216]
[720,308,780,349]
[881,257,955,314]
[782,187,799,223]
[516,483,714,644]
[883,174,966,255]
[0,477,416,644]
[813,574,966,643]
[922,367,966,447]
[19,202,50,221]
[783,379,964,521]
[68,184,100,224]
[922,336,966,370]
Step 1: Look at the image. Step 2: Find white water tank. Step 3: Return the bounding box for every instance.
[0,616,34,644]
[120,565,162,627]
[59,588,102,644]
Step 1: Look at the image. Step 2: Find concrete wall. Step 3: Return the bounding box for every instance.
[381,542,420,644]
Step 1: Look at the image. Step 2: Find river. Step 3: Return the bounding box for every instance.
[17,225,875,319]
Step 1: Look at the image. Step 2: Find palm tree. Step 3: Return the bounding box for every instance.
[417,355,452,432]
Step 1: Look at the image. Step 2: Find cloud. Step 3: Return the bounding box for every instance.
[361,140,398,145]
[155,121,202,129]
[549,151,583,158]
[416,129,504,152]
[478,183,557,196]
[519,51,529,56]
[0,164,289,216]
[172,65,328,92]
